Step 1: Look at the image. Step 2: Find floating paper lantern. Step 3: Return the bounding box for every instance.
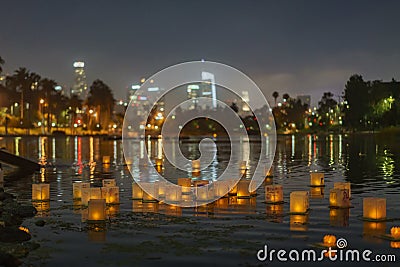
[142,183,159,202]
[329,189,350,208]
[157,181,166,197]
[228,184,238,196]
[290,214,308,232]
[310,187,324,199]
[132,182,143,200]
[363,197,386,220]
[192,159,201,172]
[165,185,182,203]
[214,181,229,198]
[32,183,50,202]
[155,158,163,167]
[265,165,274,177]
[178,178,192,194]
[88,199,106,222]
[73,182,90,200]
[81,187,102,206]
[196,187,213,202]
[240,161,248,170]
[323,235,337,247]
[310,172,324,187]
[290,191,309,214]
[101,186,120,204]
[391,227,400,239]
[334,182,351,198]
[237,179,251,199]
[265,185,283,204]
[102,179,116,187]
[102,156,111,165]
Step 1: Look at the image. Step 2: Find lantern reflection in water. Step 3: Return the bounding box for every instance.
[229,197,256,214]
[391,242,400,249]
[161,204,182,217]
[290,191,309,214]
[155,158,163,167]
[192,159,201,173]
[310,187,324,199]
[132,182,143,200]
[329,189,350,208]
[73,182,90,199]
[290,214,309,232]
[310,172,324,187]
[32,183,50,202]
[265,185,283,204]
[178,178,192,194]
[266,204,284,223]
[88,199,106,222]
[329,208,350,227]
[107,204,120,218]
[32,201,50,217]
[102,156,111,165]
[391,227,400,239]
[363,198,386,221]
[334,182,351,198]
[363,221,386,242]
[88,226,106,243]
[265,165,273,177]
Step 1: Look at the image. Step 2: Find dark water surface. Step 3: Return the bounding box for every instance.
[1,133,400,266]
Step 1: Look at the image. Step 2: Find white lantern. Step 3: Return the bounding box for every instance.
[178,178,192,194]
[132,182,143,200]
[214,181,230,198]
[334,182,351,198]
[165,185,182,203]
[265,185,283,204]
[363,198,386,220]
[81,187,102,206]
[329,189,350,208]
[290,191,309,214]
[32,183,50,202]
[88,199,106,222]
[101,186,120,205]
[310,172,324,187]
[73,182,90,200]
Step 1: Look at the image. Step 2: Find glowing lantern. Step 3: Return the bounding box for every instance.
[107,205,120,218]
[240,161,248,170]
[102,156,111,165]
[265,165,273,177]
[237,179,251,199]
[157,181,166,197]
[87,199,106,222]
[165,185,182,203]
[178,178,192,194]
[290,214,308,232]
[142,183,159,202]
[334,182,351,198]
[102,179,116,187]
[155,158,163,167]
[391,242,400,248]
[192,159,201,172]
[310,172,324,187]
[323,235,337,247]
[132,182,143,200]
[101,186,119,204]
[363,198,386,220]
[214,181,229,198]
[228,184,238,195]
[391,227,400,239]
[81,187,102,206]
[73,182,90,200]
[329,188,350,208]
[32,183,50,202]
[290,191,309,214]
[196,187,213,202]
[265,185,283,204]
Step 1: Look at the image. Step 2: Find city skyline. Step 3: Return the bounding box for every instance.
[1,0,400,105]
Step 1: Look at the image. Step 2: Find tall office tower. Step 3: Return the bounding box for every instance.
[201,71,217,109]
[187,84,200,110]
[71,61,88,99]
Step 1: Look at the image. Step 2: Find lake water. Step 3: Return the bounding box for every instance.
[1,134,400,266]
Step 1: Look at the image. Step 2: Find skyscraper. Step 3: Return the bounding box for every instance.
[71,61,88,99]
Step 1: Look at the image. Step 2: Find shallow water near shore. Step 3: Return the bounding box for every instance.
[1,133,400,266]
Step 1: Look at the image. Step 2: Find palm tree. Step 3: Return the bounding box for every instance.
[39,78,57,133]
[87,79,115,129]
[282,93,290,102]
[0,56,4,74]
[272,91,279,106]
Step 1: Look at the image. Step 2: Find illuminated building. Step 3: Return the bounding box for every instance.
[72,61,88,99]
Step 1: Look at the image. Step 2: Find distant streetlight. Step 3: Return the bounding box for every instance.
[39,99,45,134]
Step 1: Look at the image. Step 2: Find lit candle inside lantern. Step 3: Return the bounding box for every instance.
[329,188,350,208]
[363,197,386,220]
[192,159,201,173]
[102,156,111,165]
[310,172,324,187]
[73,182,90,199]
[265,185,283,204]
[265,165,274,177]
[391,227,400,239]
[240,161,248,170]
[196,187,213,202]
[165,185,182,203]
[102,179,116,187]
[290,191,309,214]
[142,183,159,203]
[155,158,163,167]
[178,178,192,194]
[81,187,102,206]
[132,182,143,200]
[323,235,337,247]
[214,181,229,198]
[157,181,166,197]
[32,183,50,202]
[237,179,251,199]
[334,182,351,198]
[88,199,106,222]
[101,186,120,204]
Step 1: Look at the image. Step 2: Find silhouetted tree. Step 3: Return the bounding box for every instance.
[272,91,279,106]
[87,79,115,129]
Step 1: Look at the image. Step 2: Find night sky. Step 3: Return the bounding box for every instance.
[1,0,400,106]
